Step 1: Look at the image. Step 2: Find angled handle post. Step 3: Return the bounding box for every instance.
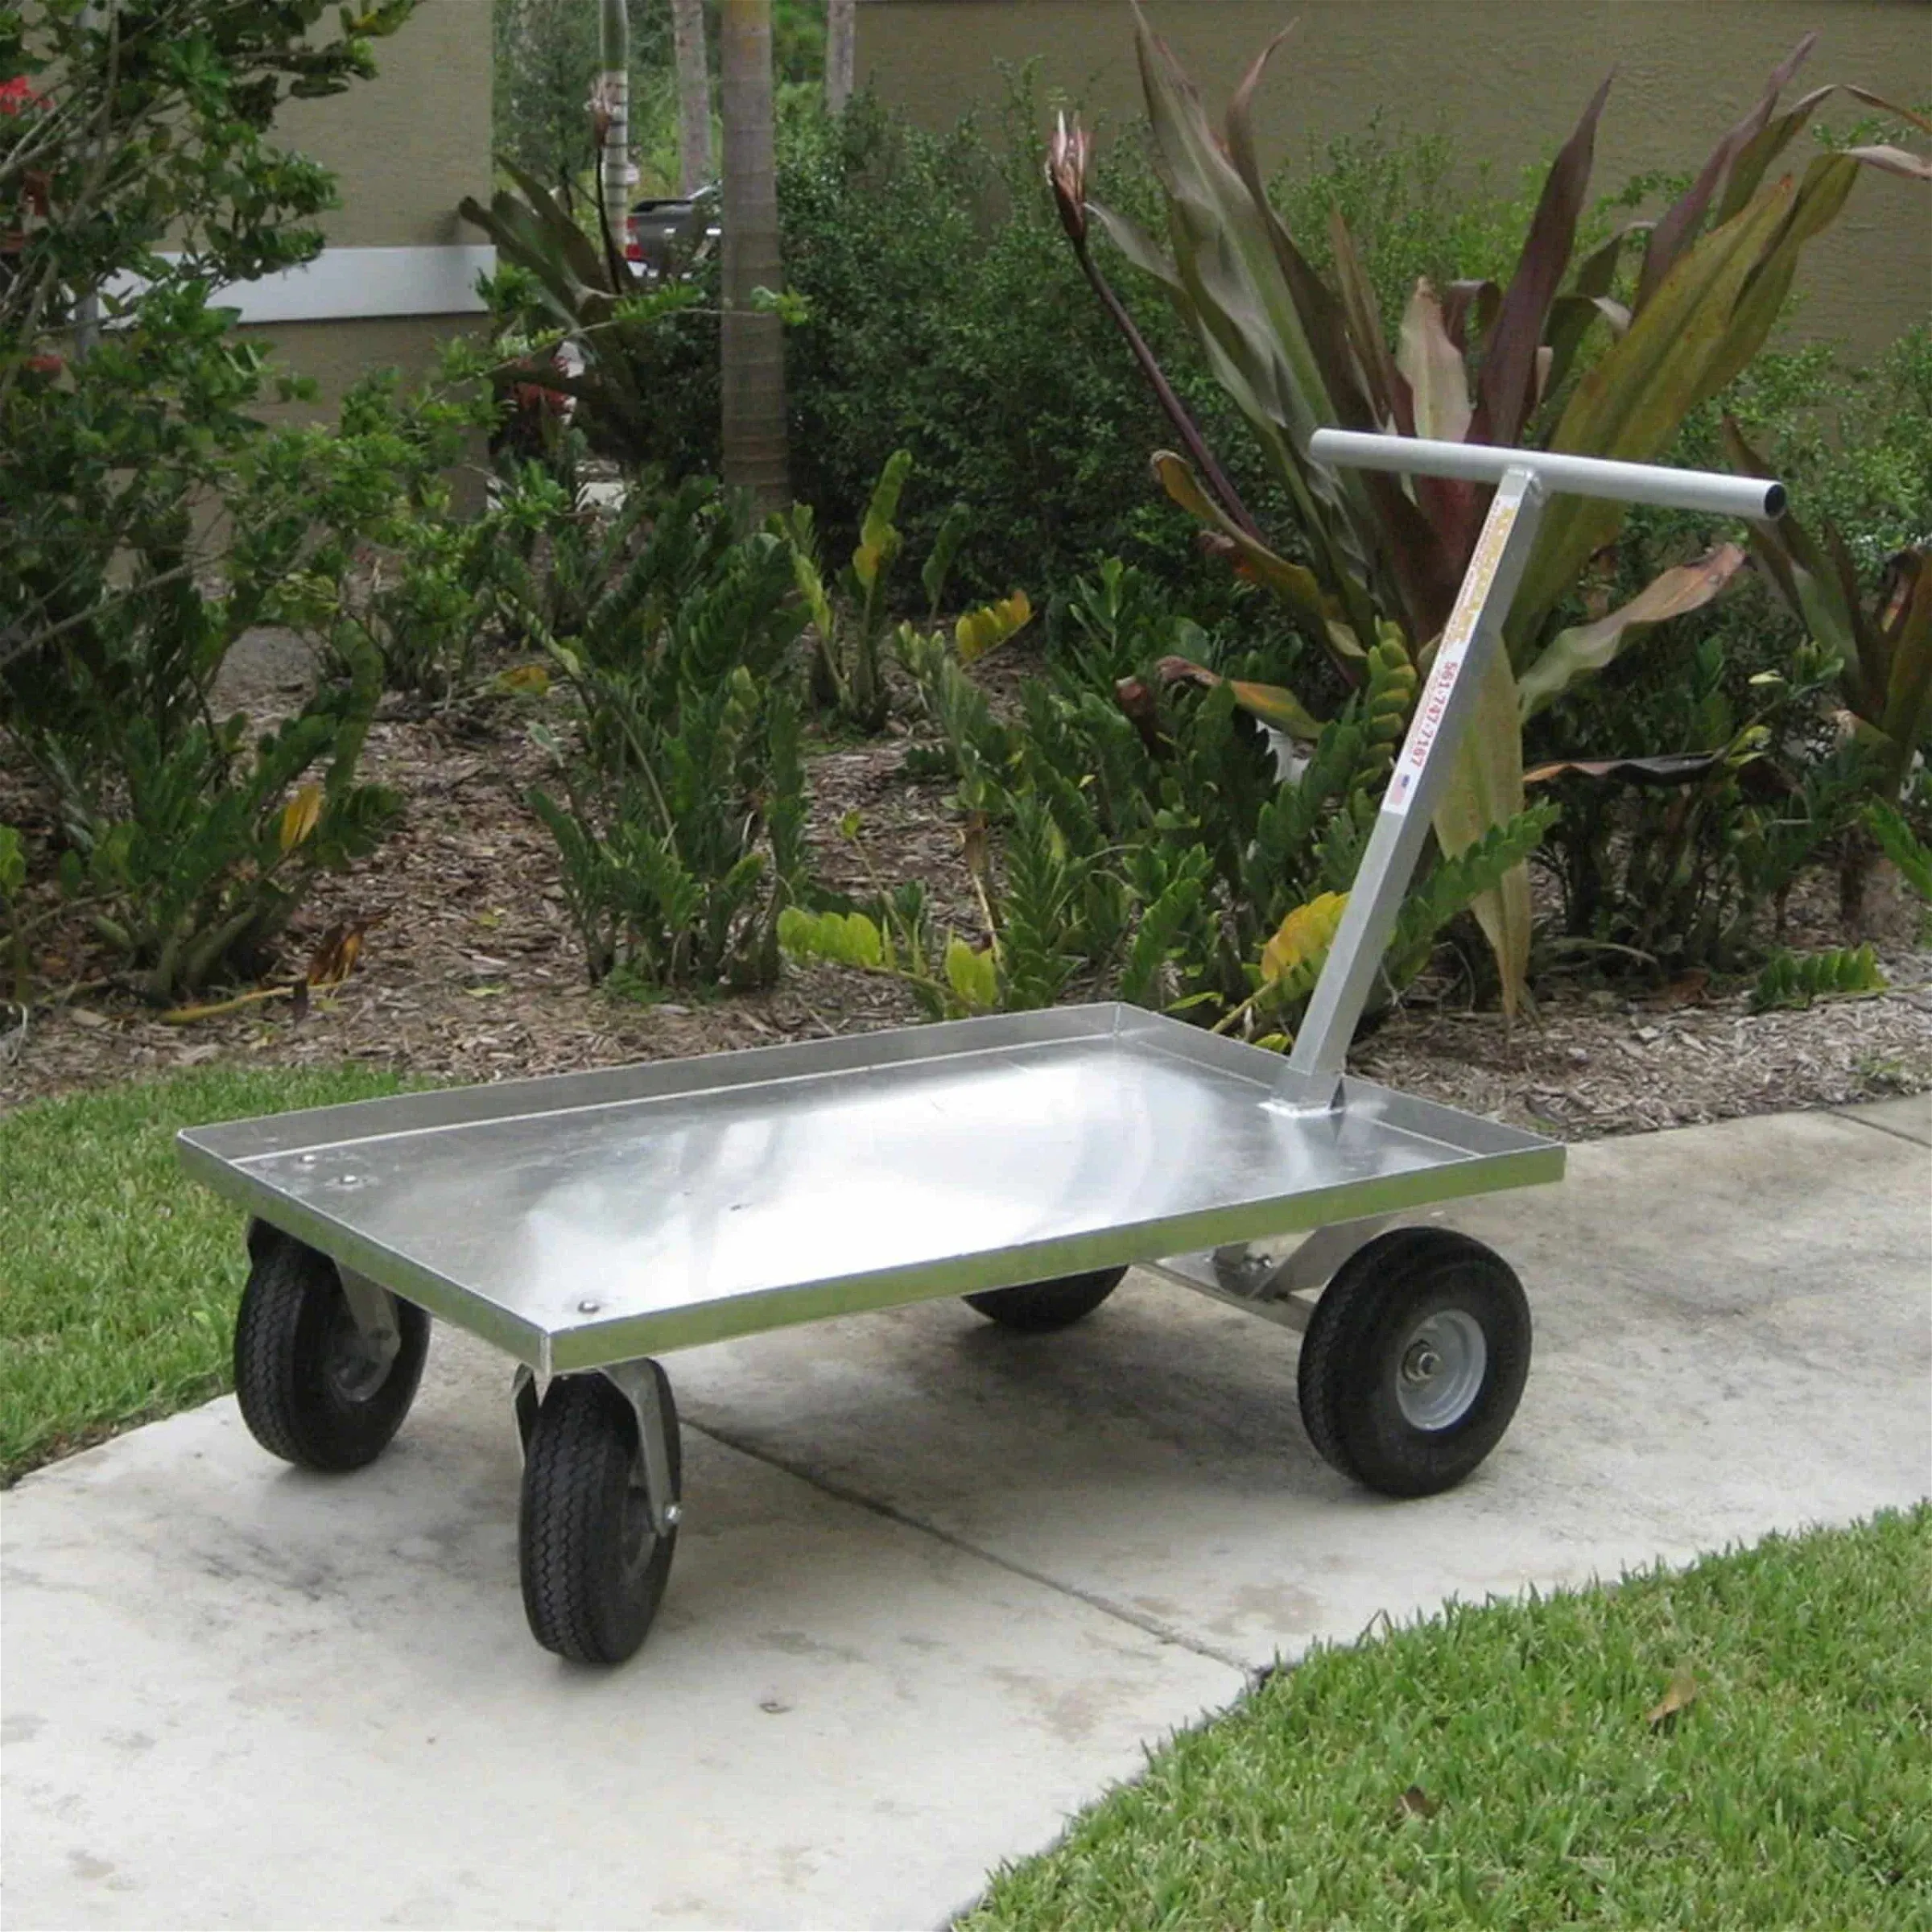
[1274,432,1782,1108]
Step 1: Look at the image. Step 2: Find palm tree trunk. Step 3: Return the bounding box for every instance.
[719,0,789,511]
[671,0,712,193]
[824,0,855,115]
[597,0,630,243]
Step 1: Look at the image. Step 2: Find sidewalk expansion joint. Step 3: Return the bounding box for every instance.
[1827,1109,1932,1149]
[684,1416,1253,1675]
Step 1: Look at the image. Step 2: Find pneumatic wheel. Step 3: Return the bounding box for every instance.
[520,1367,682,1666]
[964,1265,1127,1332]
[233,1228,430,1472]
[1296,1228,1531,1498]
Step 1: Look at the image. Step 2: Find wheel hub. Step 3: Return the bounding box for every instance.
[1393,1309,1486,1431]
[323,1310,391,1403]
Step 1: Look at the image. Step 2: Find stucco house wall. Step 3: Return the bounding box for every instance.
[244,0,495,408]
[857,0,1930,364]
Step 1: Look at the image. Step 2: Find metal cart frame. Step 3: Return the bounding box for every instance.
[180,435,1782,1662]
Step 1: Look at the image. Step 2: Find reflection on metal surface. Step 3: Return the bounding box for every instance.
[180,1005,1563,1373]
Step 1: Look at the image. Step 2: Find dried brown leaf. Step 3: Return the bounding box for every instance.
[1645,1666,1699,1728]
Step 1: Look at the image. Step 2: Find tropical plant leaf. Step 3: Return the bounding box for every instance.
[279,783,323,853]
[1510,178,1798,654]
[942,935,999,1013]
[1637,35,1818,304]
[955,592,1033,664]
[1752,943,1886,1011]
[1473,72,1612,448]
[777,905,885,971]
[1864,800,1932,902]
[1712,83,1837,226]
[1393,279,1482,558]
[1524,752,1731,787]
[1518,545,1747,718]
[1841,144,1932,184]
[1388,803,1557,983]
[1261,890,1348,993]
[1435,648,1534,1015]
[1876,553,1932,795]
[1396,279,1472,445]
[921,502,971,618]
[1155,657,1326,741]
[1328,209,1410,433]
[853,448,911,590]
[1151,452,1347,643]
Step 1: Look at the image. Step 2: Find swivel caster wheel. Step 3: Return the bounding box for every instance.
[233,1224,430,1472]
[964,1265,1127,1332]
[520,1363,682,1665]
[1297,1228,1531,1497]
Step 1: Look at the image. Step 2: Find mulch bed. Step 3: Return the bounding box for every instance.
[4,642,1929,1132]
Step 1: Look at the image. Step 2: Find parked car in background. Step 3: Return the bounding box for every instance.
[625,184,719,283]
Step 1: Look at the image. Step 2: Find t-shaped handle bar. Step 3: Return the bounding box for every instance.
[1308,429,1785,520]
[1278,432,1784,1108]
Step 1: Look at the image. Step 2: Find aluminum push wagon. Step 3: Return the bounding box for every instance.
[180,436,1783,1664]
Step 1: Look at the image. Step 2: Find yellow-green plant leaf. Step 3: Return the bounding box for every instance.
[1261,890,1348,990]
[778,906,884,971]
[853,448,912,590]
[1518,545,1747,719]
[1396,279,1471,445]
[956,592,1033,664]
[792,548,835,638]
[943,935,999,1013]
[1152,451,1354,650]
[279,783,323,854]
[1434,650,1533,1016]
[493,663,550,696]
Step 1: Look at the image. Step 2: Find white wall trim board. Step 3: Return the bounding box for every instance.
[105,244,497,325]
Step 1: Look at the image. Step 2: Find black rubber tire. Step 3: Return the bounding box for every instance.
[233,1230,430,1472]
[964,1265,1127,1332]
[520,1367,682,1666]
[1297,1228,1531,1498]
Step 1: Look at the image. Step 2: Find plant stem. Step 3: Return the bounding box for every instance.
[1073,239,1263,544]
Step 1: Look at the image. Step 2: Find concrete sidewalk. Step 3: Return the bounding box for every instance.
[5,1099,1929,1930]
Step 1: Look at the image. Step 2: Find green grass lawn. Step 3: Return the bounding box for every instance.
[965,1508,1932,1930]
[1,1064,410,1481]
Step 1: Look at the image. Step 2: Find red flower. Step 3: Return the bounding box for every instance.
[0,75,46,115]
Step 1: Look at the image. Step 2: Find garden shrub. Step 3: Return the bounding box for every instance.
[475,83,1546,610]
[786,596,1550,1040]
[514,477,811,990]
[0,0,491,1004]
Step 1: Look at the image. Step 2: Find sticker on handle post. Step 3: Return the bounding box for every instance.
[1385,494,1521,817]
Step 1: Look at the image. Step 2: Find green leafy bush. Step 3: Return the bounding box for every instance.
[783,448,974,733]
[1545,324,1932,958]
[477,83,1545,611]
[1057,17,1926,1012]
[0,0,453,1003]
[884,605,1550,1043]
[1525,626,1865,972]
[515,479,810,989]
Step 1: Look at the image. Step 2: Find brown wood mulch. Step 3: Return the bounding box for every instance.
[3,652,1929,1135]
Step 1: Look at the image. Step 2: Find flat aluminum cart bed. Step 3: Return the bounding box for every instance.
[180,436,1783,1663]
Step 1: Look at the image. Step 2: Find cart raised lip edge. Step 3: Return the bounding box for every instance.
[177,1001,1567,1376]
